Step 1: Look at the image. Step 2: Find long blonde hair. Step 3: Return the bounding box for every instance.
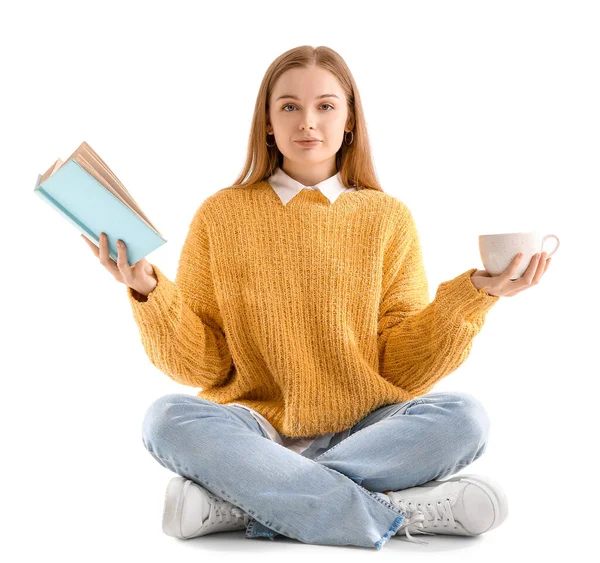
[230,45,384,192]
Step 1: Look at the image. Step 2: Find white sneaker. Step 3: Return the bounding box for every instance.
[384,473,509,545]
[162,477,250,539]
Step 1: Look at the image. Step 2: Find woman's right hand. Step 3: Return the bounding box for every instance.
[82,232,158,298]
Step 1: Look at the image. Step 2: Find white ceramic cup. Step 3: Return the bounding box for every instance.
[479,231,560,280]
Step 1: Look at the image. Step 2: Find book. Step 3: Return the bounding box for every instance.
[34,141,167,267]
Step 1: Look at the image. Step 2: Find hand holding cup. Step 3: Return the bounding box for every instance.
[471,231,559,297]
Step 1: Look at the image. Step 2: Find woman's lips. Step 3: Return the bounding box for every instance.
[295,140,322,147]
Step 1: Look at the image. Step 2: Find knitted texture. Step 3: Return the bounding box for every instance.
[127,182,499,438]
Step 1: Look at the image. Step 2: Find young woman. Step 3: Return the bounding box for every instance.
[84,45,549,550]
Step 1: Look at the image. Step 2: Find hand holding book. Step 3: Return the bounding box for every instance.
[34,141,167,267]
[82,231,158,301]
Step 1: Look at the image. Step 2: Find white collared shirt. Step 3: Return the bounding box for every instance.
[266,166,357,206]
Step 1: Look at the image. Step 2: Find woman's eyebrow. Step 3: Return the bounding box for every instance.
[276,94,340,101]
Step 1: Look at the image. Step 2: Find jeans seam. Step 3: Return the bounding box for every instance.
[318,462,406,517]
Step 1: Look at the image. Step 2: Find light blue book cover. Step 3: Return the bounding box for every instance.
[34,158,167,267]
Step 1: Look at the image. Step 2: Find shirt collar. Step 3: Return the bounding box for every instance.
[266,167,356,206]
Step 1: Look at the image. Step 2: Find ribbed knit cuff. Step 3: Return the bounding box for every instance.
[126,264,179,329]
[435,268,500,322]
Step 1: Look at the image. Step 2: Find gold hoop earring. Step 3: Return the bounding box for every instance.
[266,133,276,148]
[345,131,354,145]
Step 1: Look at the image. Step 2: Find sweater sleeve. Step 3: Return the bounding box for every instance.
[126,206,232,389]
[377,205,500,397]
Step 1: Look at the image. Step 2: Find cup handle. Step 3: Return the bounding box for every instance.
[542,234,560,257]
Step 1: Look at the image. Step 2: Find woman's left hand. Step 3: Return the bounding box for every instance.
[470,252,552,297]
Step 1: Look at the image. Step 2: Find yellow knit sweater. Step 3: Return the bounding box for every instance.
[127,182,500,438]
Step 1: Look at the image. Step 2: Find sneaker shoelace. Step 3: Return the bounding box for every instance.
[207,495,250,528]
[393,497,456,545]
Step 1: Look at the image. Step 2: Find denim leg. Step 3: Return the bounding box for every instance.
[141,393,407,550]
[311,391,491,493]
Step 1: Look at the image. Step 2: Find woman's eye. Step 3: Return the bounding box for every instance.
[282,103,334,111]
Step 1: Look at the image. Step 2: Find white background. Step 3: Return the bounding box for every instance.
[2,0,597,560]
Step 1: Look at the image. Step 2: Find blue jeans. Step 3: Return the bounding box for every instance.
[141,390,490,550]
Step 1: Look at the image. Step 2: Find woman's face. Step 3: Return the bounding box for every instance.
[268,66,350,172]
